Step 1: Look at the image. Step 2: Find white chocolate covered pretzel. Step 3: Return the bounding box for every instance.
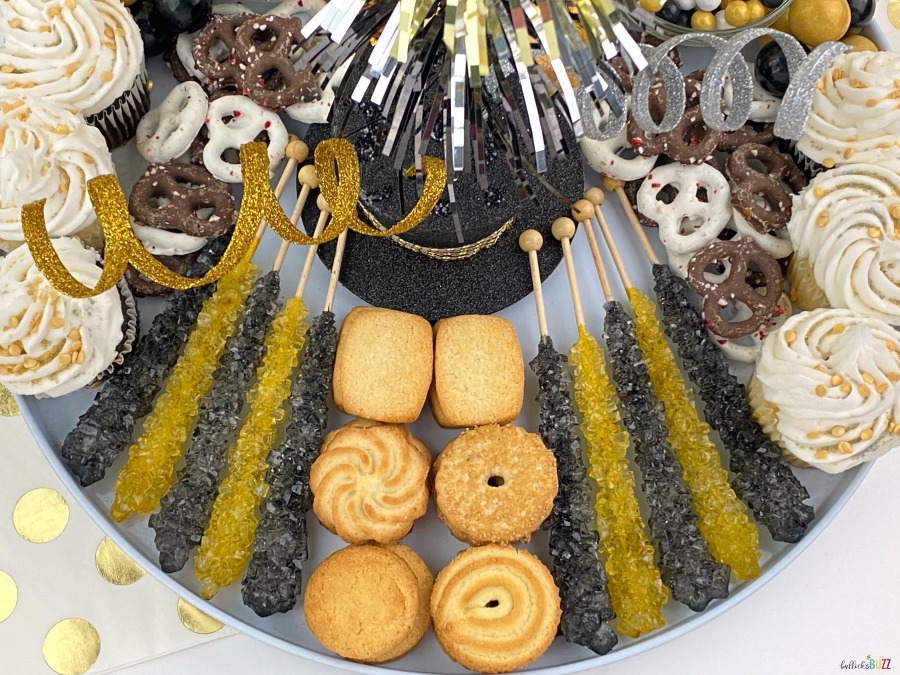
[136,82,209,164]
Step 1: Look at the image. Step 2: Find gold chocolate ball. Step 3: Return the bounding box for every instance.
[746,0,766,21]
[640,0,666,12]
[788,0,850,47]
[724,1,752,27]
[841,34,879,51]
[691,10,717,30]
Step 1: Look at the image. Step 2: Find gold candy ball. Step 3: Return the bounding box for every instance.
[746,0,766,21]
[691,10,717,30]
[841,34,879,51]
[788,0,850,47]
[640,0,666,12]
[724,1,752,27]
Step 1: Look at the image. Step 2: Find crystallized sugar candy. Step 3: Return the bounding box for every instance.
[149,271,282,573]
[604,301,730,612]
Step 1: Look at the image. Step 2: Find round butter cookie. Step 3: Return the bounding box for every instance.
[304,545,420,662]
[310,420,430,544]
[433,424,557,545]
[431,545,561,674]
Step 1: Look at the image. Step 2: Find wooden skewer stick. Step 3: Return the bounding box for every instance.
[571,196,614,304]
[550,217,587,328]
[587,186,633,290]
[518,229,549,338]
[294,194,332,299]
[250,138,309,253]
[323,229,349,313]
[272,165,319,272]
[600,179,660,266]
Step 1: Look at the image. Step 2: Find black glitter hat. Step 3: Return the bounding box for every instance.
[298,56,588,321]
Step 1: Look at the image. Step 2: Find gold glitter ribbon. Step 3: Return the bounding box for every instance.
[21,140,446,298]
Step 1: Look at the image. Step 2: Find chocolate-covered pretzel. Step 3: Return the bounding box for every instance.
[726,143,807,233]
[125,253,200,297]
[129,162,235,237]
[717,122,776,152]
[687,238,783,339]
[627,85,670,156]
[235,15,317,108]
[192,14,248,82]
[666,105,723,165]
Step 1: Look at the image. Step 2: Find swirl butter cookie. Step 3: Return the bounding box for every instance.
[433,425,557,545]
[310,420,430,544]
[431,545,561,674]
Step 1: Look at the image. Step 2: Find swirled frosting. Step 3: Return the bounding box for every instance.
[0,0,143,117]
[751,308,900,473]
[796,51,900,168]
[787,162,900,324]
[0,237,124,397]
[0,96,113,249]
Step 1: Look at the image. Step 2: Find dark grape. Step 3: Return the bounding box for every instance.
[154,0,213,35]
[129,0,177,57]
[755,41,790,98]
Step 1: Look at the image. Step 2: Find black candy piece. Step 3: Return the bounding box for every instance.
[129,0,177,57]
[847,0,876,28]
[60,236,228,487]
[154,0,213,35]
[149,272,282,573]
[761,0,783,8]
[529,337,618,655]
[242,312,338,617]
[603,302,730,612]
[755,41,790,99]
[651,264,815,543]
[656,1,683,23]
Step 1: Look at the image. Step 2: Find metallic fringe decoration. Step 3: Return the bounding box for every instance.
[569,326,668,638]
[195,297,307,600]
[149,272,283,573]
[603,301,731,612]
[627,288,761,581]
[61,236,229,487]
[651,264,814,543]
[110,260,259,522]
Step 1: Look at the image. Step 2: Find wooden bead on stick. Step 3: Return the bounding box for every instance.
[552,217,577,241]
[519,229,544,253]
[298,165,319,190]
[571,199,595,224]
[585,187,605,207]
[285,139,309,163]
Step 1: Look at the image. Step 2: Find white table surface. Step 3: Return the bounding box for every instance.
[107,440,900,675]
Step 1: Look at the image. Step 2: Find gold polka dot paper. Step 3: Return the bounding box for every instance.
[177,598,224,635]
[13,488,69,543]
[1,414,233,675]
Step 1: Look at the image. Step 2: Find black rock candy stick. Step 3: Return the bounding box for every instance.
[519,228,617,655]
[61,236,229,486]
[651,264,814,543]
[604,301,731,611]
[149,271,282,573]
[242,311,337,616]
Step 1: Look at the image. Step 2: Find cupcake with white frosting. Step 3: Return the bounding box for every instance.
[0,96,114,252]
[795,51,900,173]
[749,308,900,474]
[0,237,136,397]
[786,161,900,324]
[0,0,149,148]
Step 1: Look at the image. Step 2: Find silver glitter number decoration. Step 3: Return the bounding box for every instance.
[631,30,849,141]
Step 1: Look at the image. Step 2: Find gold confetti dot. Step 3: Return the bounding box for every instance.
[177,599,223,634]
[0,384,19,416]
[13,488,68,543]
[43,618,100,675]
[860,428,874,441]
[95,537,145,585]
[831,425,846,437]
[0,571,17,622]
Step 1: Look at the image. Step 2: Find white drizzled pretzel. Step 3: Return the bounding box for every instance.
[580,125,658,182]
[136,82,209,164]
[203,95,288,183]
